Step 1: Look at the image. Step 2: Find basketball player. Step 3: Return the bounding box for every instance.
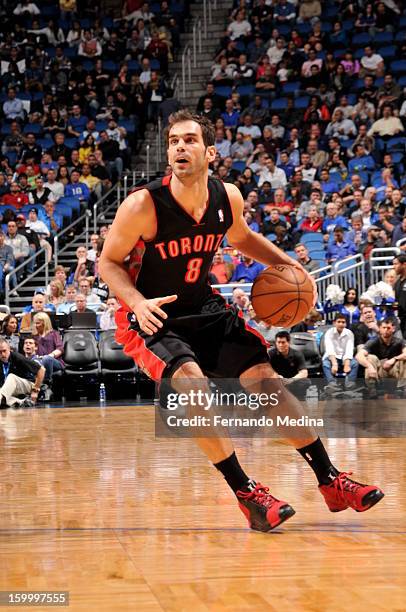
[99,111,384,532]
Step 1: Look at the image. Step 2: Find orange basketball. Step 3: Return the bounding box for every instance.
[251,264,314,327]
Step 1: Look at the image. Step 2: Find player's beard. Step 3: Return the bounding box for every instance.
[171,155,206,181]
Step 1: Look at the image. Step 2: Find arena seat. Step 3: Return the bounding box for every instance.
[289,332,322,377]
[62,331,100,399]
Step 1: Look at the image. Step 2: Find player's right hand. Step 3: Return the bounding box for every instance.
[133,295,178,336]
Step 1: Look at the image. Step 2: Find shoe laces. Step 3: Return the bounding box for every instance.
[237,483,277,508]
[333,472,363,494]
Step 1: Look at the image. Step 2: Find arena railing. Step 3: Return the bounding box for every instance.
[211,255,368,314]
[396,237,406,250]
[53,209,92,268]
[369,247,401,284]
[4,244,50,308]
[332,253,366,295]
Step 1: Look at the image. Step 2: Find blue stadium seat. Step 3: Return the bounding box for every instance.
[387,136,406,150]
[390,60,406,75]
[271,97,288,110]
[265,233,276,241]
[127,60,141,73]
[398,75,406,86]
[283,81,300,95]
[103,60,118,72]
[23,123,43,135]
[232,161,246,173]
[295,96,310,109]
[58,197,80,214]
[378,46,396,59]
[214,86,232,98]
[374,32,393,44]
[82,60,95,71]
[308,249,327,261]
[236,84,255,96]
[64,138,78,149]
[95,121,108,131]
[150,59,160,70]
[301,233,324,245]
[351,33,371,47]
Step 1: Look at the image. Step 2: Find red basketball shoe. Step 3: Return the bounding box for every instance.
[237,482,295,532]
[319,471,384,512]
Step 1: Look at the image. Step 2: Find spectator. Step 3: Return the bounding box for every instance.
[41,201,62,238]
[351,304,380,348]
[47,279,65,308]
[3,88,25,122]
[327,227,357,264]
[298,205,323,234]
[97,130,123,179]
[68,245,95,285]
[100,296,120,331]
[0,315,20,352]
[294,244,320,273]
[360,45,385,77]
[227,9,252,41]
[231,256,264,283]
[338,288,361,326]
[258,156,287,189]
[368,104,404,138]
[77,277,102,310]
[322,202,349,237]
[359,226,385,260]
[209,249,234,284]
[70,292,93,313]
[1,182,28,209]
[5,220,29,280]
[28,177,54,206]
[32,312,64,376]
[232,286,250,316]
[65,169,91,206]
[56,284,77,314]
[0,336,45,407]
[43,169,65,202]
[356,318,406,396]
[391,216,406,247]
[322,313,358,387]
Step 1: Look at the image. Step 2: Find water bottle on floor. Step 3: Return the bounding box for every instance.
[99,382,106,404]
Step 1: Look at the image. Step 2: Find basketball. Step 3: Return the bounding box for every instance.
[251,264,314,327]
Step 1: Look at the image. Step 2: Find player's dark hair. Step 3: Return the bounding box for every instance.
[165,110,215,148]
[275,331,290,342]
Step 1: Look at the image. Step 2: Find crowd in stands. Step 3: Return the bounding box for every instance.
[196,0,406,278]
[0,0,189,294]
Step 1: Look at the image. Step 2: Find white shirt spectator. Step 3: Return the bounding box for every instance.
[267,45,285,66]
[325,118,357,140]
[13,2,40,15]
[237,124,262,140]
[323,327,354,361]
[361,53,384,72]
[26,219,50,238]
[43,180,65,202]
[227,19,251,41]
[258,166,287,189]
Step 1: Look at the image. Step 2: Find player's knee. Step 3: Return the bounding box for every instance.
[171,361,208,395]
[172,361,204,380]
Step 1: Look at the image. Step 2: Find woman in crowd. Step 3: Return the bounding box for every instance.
[32,312,64,374]
[1,314,20,351]
[47,279,66,308]
[338,287,361,325]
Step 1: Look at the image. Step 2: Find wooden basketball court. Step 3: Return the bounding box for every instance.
[0,404,404,611]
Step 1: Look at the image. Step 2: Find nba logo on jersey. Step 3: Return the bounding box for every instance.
[218,209,224,222]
